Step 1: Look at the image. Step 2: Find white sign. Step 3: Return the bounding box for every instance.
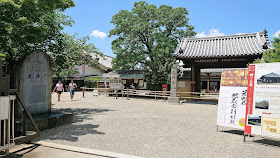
[217,68,248,129]
[134,79,138,83]
[245,62,280,137]
[177,81,185,88]
[93,90,98,96]
[0,96,9,120]
[109,78,123,89]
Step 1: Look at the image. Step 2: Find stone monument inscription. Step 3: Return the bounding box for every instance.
[168,67,180,104]
[18,50,52,115]
[170,68,177,97]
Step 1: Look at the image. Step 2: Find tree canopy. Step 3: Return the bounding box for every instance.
[109,1,196,84]
[253,35,280,63]
[0,0,100,80]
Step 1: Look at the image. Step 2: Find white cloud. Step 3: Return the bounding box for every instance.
[196,32,207,38]
[273,30,280,38]
[196,28,224,38]
[90,30,106,39]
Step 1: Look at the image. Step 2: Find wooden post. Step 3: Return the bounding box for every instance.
[127,89,129,100]
[155,92,157,100]
[0,121,2,146]
[12,98,15,144]
[191,62,201,93]
[207,73,210,92]
[22,111,26,136]
[82,87,85,97]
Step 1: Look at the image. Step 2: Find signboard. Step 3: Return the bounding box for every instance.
[109,78,123,89]
[217,68,248,129]
[177,81,185,88]
[93,90,98,96]
[0,96,9,120]
[245,62,280,136]
[261,113,280,138]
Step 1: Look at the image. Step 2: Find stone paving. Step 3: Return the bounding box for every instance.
[34,92,280,158]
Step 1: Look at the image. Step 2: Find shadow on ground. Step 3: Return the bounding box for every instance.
[2,144,40,158]
[253,138,280,147]
[221,130,245,136]
[182,100,218,105]
[52,108,113,123]
[39,124,105,142]
[34,108,112,142]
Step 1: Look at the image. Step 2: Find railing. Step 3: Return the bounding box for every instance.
[80,87,170,100]
[80,87,219,101]
[177,91,219,100]
[0,95,16,155]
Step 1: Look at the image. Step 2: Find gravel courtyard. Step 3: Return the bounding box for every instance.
[35,92,280,158]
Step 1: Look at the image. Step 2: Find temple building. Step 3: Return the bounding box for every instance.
[173,30,271,92]
[258,72,280,83]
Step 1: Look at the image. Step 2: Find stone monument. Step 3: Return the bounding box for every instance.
[168,67,180,104]
[18,50,52,115]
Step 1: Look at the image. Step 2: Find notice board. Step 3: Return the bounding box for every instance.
[245,62,280,137]
[0,96,9,120]
[217,68,248,129]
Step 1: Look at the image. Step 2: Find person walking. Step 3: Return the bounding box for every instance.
[53,80,64,101]
[68,80,78,100]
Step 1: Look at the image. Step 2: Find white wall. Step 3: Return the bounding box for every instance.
[75,65,103,76]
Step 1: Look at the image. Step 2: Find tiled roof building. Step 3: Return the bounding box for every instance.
[173,30,270,59]
[173,30,271,92]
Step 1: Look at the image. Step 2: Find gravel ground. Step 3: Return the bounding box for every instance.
[35,91,280,158]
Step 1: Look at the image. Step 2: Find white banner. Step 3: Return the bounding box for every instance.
[217,87,247,129]
[217,68,248,129]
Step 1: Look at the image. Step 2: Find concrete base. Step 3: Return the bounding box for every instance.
[168,97,180,104]
[25,112,74,131]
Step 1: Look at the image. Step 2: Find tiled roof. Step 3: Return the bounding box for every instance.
[90,53,113,70]
[173,30,271,58]
[181,68,224,73]
[261,72,280,78]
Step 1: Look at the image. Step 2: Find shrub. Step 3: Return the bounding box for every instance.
[84,76,109,88]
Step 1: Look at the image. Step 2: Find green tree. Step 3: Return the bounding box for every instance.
[50,34,101,80]
[262,36,280,62]
[0,0,100,81]
[109,1,196,84]
[253,35,280,64]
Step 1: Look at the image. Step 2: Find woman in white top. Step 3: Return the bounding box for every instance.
[53,80,64,101]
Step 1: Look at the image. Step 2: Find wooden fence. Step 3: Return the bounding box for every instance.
[80,87,219,101]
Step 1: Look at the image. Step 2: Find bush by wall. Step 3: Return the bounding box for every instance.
[84,76,109,88]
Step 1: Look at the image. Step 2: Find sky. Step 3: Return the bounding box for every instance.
[63,0,280,57]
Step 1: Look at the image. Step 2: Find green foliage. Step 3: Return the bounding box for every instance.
[50,34,101,80]
[147,84,163,91]
[262,36,280,63]
[0,0,101,80]
[109,1,196,85]
[253,36,280,64]
[84,76,109,88]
